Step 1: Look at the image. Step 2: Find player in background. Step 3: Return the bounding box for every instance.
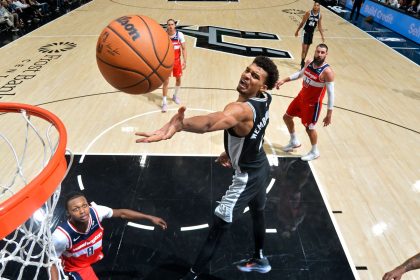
[162,18,187,112]
[51,192,167,280]
[277,43,334,161]
[295,1,325,69]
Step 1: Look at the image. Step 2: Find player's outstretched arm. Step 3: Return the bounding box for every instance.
[382,253,420,280]
[135,103,248,142]
[112,209,167,230]
[295,11,310,37]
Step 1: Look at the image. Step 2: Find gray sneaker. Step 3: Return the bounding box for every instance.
[282,140,301,152]
[301,150,320,161]
[236,257,271,273]
[172,95,180,104]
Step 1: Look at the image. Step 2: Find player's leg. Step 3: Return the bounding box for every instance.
[172,76,181,104]
[162,77,170,112]
[282,96,302,152]
[236,165,271,273]
[301,126,320,161]
[171,59,182,104]
[180,216,230,280]
[301,102,321,161]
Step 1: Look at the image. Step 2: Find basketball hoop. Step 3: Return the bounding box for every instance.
[0,103,72,279]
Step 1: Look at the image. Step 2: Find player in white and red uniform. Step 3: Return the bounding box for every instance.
[51,192,167,280]
[276,44,335,161]
[161,19,187,112]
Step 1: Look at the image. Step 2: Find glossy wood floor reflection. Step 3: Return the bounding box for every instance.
[33,155,355,279]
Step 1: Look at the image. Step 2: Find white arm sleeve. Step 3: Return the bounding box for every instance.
[92,204,113,221]
[326,82,335,109]
[52,229,69,257]
[289,69,304,81]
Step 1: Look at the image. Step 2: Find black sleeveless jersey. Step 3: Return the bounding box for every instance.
[303,10,320,33]
[224,92,271,172]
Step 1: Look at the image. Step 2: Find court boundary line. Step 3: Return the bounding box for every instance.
[309,161,361,280]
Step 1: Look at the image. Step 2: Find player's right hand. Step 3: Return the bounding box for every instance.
[215,152,232,168]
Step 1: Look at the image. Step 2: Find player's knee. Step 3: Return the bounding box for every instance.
[283,114,292,122]
[213,215,231,230]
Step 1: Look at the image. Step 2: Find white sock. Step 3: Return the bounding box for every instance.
[162,96,167,104]
[290,132,297,142]
[173,86,180,97]
[311,144,318,153]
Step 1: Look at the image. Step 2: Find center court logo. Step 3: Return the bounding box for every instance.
[38,42,77,53]
[175,25,292,58]
[282,9,305,15]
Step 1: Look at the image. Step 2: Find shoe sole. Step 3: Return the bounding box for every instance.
[237,265,271,273]
[301,155,320,161]
[282,144,301,152]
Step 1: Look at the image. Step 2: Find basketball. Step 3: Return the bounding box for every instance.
[96,15,174,94]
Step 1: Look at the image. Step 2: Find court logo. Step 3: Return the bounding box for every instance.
[1,43,77,98]
[38,42,77,54]
[175,25,292,58]
[282,9,306,15]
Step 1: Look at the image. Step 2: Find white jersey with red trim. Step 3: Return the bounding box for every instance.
[299,61,329,104]
[169,31,185,61]
[52,205,113,272]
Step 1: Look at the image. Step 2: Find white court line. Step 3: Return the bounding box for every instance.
[309,161,361,280]
[181,224,209,231]
[127,222,154,231]
[392,47,419,50]
[79,108,214,163]
[77,175,85,190]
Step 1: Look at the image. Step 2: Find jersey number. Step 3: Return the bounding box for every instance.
[87,246,94,256]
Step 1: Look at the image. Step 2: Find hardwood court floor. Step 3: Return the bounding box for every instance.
[0,0,419,279]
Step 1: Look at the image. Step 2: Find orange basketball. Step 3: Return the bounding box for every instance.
[96,15,174,94]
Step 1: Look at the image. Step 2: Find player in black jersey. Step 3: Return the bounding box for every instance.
[295,1,325,69]
[135,56,279,280]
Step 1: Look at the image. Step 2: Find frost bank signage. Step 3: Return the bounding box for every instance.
[345,0,420,44]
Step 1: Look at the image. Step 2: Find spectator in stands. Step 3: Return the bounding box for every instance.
[0,1,18,31]
[398,0,409,10]
[407,0,417,13]
[349,0,365,21]
[388,0,399,8]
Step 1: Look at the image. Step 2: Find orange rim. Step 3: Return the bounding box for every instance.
[0,103,67,239]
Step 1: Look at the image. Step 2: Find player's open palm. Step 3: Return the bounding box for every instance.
[135,107,186,143]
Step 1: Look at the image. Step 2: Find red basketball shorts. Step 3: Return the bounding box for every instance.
[172,59,182,78]
[66,266,98,280]
[286,94,322,128]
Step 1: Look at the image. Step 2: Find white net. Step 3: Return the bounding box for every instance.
[0,108,73,280]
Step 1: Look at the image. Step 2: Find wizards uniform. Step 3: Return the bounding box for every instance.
[169,30,185,77]
[52,205,113,279]
[286,61,330,128]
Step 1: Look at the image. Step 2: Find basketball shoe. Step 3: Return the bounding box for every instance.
[161,103,168,113]
[236,257,271,273]
[301,150,320,161]
[172,95,181,105]
[282,140,301,152]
